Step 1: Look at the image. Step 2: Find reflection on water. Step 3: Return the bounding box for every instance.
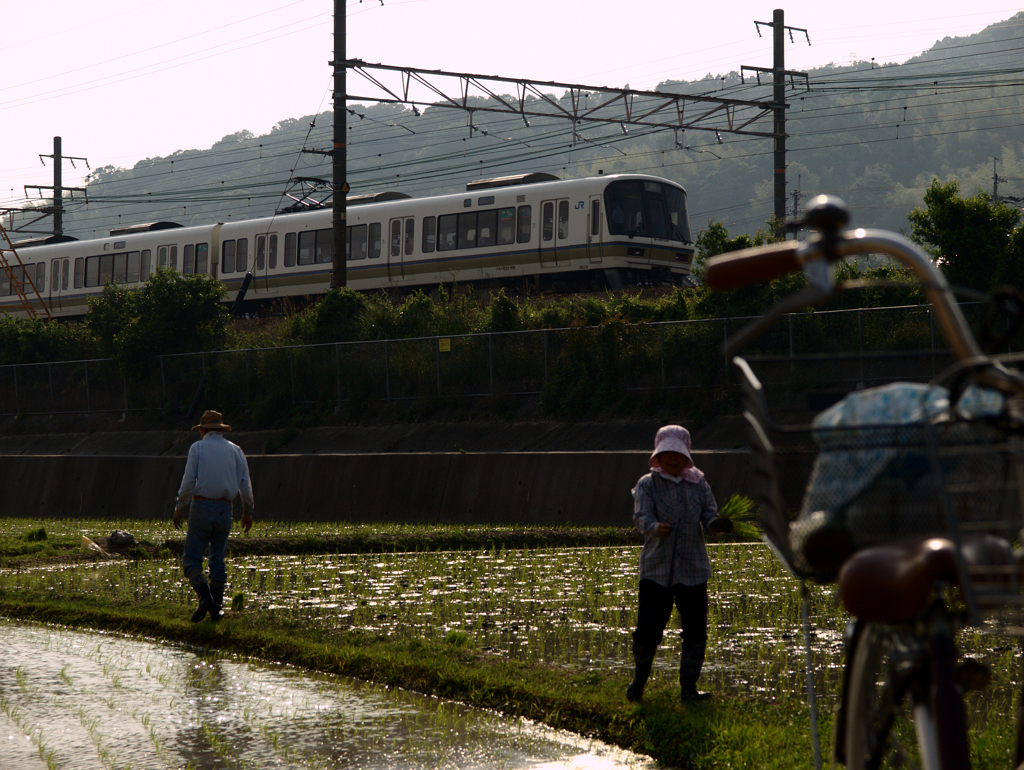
[0,621,655,770]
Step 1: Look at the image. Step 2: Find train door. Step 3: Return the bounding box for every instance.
[540,198,568,267]
[587,195,604,263]
[386,217,416,280]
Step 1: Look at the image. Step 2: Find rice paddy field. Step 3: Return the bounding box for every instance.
[0,518,1022,768]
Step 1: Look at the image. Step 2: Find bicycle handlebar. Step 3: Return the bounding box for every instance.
[704,197,1024,396]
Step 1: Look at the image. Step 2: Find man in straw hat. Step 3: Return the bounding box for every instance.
[173,409,254,622]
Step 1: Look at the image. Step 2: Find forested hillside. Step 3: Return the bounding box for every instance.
[22,12,1024,242]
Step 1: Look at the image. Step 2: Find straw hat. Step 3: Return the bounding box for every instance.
[192,410,232,432]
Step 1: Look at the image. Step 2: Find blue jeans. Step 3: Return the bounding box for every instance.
[182,499,233,586]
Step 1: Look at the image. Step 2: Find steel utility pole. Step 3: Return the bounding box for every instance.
[331,0,347,288]
[19,137,88,237]
[742,10,810,223]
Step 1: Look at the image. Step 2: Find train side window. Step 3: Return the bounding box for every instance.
[497,208,515,245]
[85,256,99,287]
[237,238,248,272]
[557,201,570,239]
[183,245,195,275]
[36,262,45,293]
[141,250,151,282]
[63,259,69,290]
[0,270,8,296]
[169,246,178,271]
[256,236,266,271]
[75,258,85,289]
[98,254,114,285]
[591,200,601,236]
[222,240,236,274]
[458,213,477,250]
[517,205,532,243]
[127,251,141,283]
[542,202,554,242]
[478,210,497,248]
[284,233,297,267]
[369,223,382,258]
[51,259,60,292]
[404,218,414,256]
[421,217,436,254]
[437,214,457,251]
[390,220,402,257]
[297,232,315,266]
[269,234,278,269]
[349,224,367,261]
[315,229,332,264]
[157,246,167,269]
[112,253,127,284]
[195,243,209,274]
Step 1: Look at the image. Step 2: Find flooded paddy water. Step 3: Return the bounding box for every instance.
[0,621,655,770]
[2,520,1021,766]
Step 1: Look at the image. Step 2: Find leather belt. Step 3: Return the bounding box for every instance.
[194,495,230,503]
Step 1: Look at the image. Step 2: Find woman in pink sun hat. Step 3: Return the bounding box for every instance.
[626,425,731,703]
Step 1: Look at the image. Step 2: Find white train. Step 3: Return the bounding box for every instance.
[3,172,695,319]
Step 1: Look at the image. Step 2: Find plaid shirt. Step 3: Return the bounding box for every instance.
[632,472,718,587]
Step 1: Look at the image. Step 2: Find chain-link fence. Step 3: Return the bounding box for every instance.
[0,303,977,424]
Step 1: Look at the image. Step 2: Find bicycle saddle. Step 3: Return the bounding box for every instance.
[838,535,1018,623]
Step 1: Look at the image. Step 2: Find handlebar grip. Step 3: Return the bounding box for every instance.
[704,244,801,291]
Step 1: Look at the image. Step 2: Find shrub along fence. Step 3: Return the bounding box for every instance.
[0,303,975,425]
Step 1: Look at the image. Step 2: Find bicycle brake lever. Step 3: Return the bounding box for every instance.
[723,284,834,359]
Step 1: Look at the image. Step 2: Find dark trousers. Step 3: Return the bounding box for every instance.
[632,579,709,688]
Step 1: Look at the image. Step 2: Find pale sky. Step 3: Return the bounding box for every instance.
[1,0,1019,210]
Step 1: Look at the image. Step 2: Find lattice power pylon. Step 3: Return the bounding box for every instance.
[0,221,51,320]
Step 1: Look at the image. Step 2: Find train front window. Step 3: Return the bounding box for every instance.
[661,183,692,243]
[605,180,690,243]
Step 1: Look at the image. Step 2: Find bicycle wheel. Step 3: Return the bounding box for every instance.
[842,622,942,770]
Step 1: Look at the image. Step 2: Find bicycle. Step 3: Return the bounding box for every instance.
[704,196,1024,770]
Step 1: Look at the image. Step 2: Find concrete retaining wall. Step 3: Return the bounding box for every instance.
[1,449,807,525]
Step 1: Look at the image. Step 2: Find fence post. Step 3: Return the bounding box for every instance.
[385,340,391,402]
[788,314,794,370]
[858,309,864,385]
[543,329,549,385]
[335,343,342,406]
[290,348,296,406]
[488,333,494,396]
[12,365,19,415]
[48,362,54,413]
[160,356,166,401]
[660,324,666,387]
[84,361,91,414]
[436,337,442,396]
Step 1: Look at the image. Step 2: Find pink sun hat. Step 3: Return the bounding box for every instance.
[649,425,704,482]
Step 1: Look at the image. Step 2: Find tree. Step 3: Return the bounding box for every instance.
[907,179,1023,293]
[85,269,228,376]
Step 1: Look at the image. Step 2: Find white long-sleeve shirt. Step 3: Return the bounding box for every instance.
[175,431,254,515]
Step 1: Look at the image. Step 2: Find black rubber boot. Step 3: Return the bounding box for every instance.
[209,582,226,622]
[626,645,656,702]
[191,580,215,623]
[680,641,711,701]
